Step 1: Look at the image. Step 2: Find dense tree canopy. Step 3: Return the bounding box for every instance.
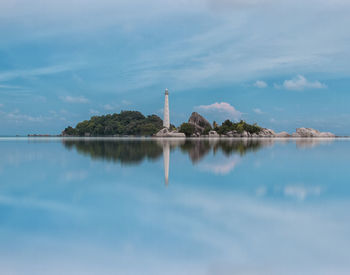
[179,123,195,137]
[215,120,262,135]
[62,111,163,136]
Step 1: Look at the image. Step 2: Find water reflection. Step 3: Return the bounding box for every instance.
[62,139,277,163]
[63,139,273,185]
[63,139,163,164]
[1,137,348,275]
[62,138,335,184]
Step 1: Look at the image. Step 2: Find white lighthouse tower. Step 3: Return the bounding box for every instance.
[163,88,170,129]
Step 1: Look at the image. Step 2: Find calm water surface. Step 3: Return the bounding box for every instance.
[0,138,350,275]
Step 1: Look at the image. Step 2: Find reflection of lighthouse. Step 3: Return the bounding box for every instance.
[157,139,185,186]
[163,88,170,129]
[163,141,170,185]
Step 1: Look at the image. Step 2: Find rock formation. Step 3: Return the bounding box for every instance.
[188,112,212,134]
[209,130,219,137]
[257,128,276,137]
[291,128,335,138]
[275,131,291,138]
[155,128,186,137]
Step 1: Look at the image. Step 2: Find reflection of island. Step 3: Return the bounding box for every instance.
[63,139,163,165]
[63,138,333,184]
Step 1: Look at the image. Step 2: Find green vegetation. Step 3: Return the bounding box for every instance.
[62,111,163,136]
[179,123,195,137]
[215,120,262,135]
[62,110,262,137]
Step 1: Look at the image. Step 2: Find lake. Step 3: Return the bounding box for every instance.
[0,137,349,275]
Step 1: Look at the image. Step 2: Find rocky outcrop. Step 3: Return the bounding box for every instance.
[257,128,276,137]
[292,128,335,138]
[276,131,291,138]
[226,130,241,137]
[155,128,186,137]
[209,130,219,137]
[188,112,212,134]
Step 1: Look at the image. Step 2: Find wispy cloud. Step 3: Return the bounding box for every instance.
[60,95,89,104]
[276,75,327,91]
[0,64,80,82]
[253,80,267,88]
[122,100,131,105]
[284,184,322,200]
[0,109,48,123]
[195,102,242,121]
[253,108,264,115]
[103,103,119,111]
[89,109,99,115]
[200,157,240,175]
[0,84,23,89]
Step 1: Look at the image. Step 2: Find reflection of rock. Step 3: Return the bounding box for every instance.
[296,138,334,148]
[179,139,273,163]
[155,128,186,137]
[292,128,335,137]
[180,140,211,163]
[188,112,212,134]
[156,138,185,148]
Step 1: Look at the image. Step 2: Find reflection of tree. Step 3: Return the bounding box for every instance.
[214,139,273,157]
[180,140,211,163]
[62,138,273,166]
[180,139,272,163]
[63,140,163,165]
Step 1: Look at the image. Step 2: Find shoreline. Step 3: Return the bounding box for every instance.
[1,136,349,141]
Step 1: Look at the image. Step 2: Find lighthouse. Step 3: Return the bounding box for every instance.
[163,88,170,129]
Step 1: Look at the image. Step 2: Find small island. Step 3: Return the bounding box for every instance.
[61,110,335,138]
[61,88,335,138]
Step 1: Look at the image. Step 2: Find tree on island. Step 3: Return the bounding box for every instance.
[179,123,195,137]
[62,111,164,136]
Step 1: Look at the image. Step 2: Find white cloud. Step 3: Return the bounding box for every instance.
[60,95,89,104]
[89,109,99,115]
[0,109,47,123]
[281,75,327,91]
[253,80,267,88]
[195,102,242,121]
[122,100,131,105]
[200,157,240,175]
[284,185,321,200]
[103,104,116,111]
[253,108,264,114]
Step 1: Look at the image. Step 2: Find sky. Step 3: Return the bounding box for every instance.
[1,0,350,135]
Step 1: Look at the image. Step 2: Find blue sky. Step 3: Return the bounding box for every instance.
[1,0,350,135]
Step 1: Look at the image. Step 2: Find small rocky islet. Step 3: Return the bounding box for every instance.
[155,112,335,138]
